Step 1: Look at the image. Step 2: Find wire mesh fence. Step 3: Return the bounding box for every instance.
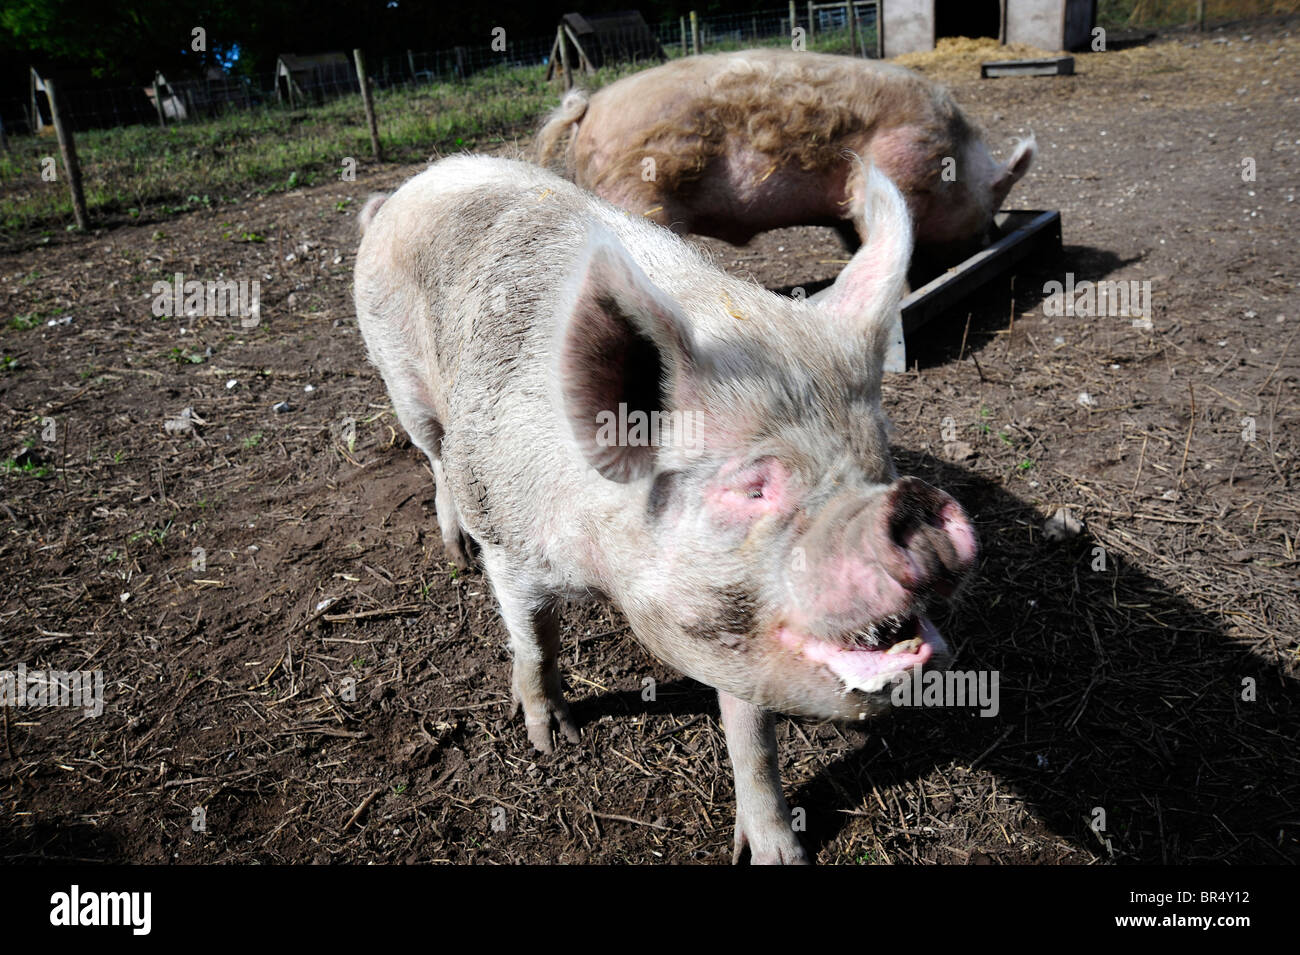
[0,0,1291,236]
[0,0,1291,139]
[0,6,884,139]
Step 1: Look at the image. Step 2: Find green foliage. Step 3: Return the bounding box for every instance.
[168,347,205,364]
[2,457,51,478]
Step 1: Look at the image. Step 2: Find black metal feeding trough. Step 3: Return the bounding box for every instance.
[787,209,1061,370]
[883,209,1062,370]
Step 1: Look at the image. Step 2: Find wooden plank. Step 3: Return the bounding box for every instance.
[981,56,1075,78]
[354,49,382,161]
[562,24,596,75]
[152,77,167,127]
[558,25,572,91]
[545,30,560,83]
[43,77,89,230]
[900,210,1062,337]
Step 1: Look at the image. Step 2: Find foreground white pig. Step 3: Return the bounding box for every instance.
[354,156,978,864]
[537,49,1035,250]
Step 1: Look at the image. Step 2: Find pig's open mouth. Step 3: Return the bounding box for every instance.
[777,615,948,696]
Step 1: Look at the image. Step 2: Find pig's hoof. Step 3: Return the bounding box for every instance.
[732,826,811,866]
[443,532,475,570]
[521,703,581,754]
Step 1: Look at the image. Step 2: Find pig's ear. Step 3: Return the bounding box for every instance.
[815,160,913,338]
[993,134,1036,201]
[555,224,694,483]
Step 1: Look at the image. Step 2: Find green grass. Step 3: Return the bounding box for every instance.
[0,63,625,238]
[168,347,206,365]
[676,27,879,58]
[0,38,914,240]
[2,458,51,478]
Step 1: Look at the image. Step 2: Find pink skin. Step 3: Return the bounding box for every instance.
[704,456,797,526]
[811,551,914,621]
[789,490,977,627]
[778,617,945,693]
[702,455,977,692]
[941,505,979,566]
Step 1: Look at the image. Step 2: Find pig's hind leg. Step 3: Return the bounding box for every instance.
[390,394,473,568]
[485,559,580,753]
[429,456,472,569]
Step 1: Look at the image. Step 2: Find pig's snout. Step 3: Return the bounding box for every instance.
[880,477,977,598]
[792,478,977,631]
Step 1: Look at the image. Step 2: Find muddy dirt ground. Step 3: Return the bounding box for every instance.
[1,24,1297,864]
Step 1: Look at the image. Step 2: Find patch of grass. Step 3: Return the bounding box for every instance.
[241,432,263,449]
[9,313,38,330]
[168,347,206,365]
[2,458,51,478]
[0,61,640,238]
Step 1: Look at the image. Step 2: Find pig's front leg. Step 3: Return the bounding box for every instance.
[718,691,810,865]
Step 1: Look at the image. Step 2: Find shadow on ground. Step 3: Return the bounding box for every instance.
[563,453,1296,864]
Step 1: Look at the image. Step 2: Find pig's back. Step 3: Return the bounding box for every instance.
[354,156,720,490]
[575,50,951,199]
[361,157,707,389]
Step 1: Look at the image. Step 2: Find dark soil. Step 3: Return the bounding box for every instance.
[1,24,1296,864]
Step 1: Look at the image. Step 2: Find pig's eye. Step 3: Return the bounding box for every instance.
[709,458,791,525]
[737,474,768,500]
[734,463,782,503]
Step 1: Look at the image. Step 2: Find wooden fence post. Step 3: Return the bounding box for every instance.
[808,2,815,42]
[558,26,572,91]
[789,1,797,37]
[354,49,382,162]
[691,11,700,55]
[680,16,687,55]
[1197,0,1206,31]
[847,0,858,56]
[43,78,88,230]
